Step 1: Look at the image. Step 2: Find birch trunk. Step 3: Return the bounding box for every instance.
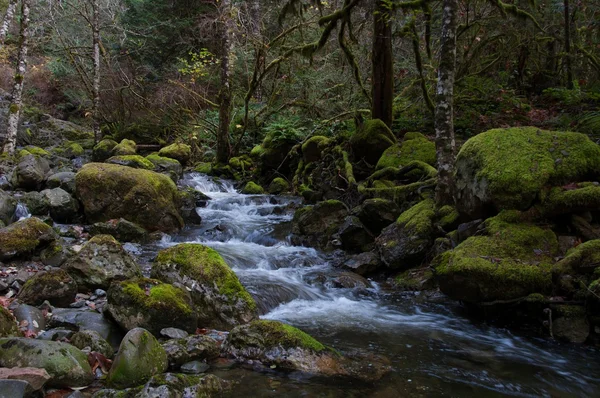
[372,0,393,128]
[0,0,18,48]
[216,0,233,164]
[434,0,458,206]
[92,0,102,143]
[3,0,30,155]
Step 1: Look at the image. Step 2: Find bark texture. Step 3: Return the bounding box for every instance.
[92,0,102,143]
[372,0,393,129]
[434,0,458,206]
[0,0,18,47]
[2,0,30,155]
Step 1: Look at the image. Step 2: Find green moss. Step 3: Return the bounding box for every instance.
[554,239,600,275]
[251,320,325,352]
[146,154,179,166]
[53,141,84,158]
[120,278,193,315]
[397,199,436,236]
[302,136,331,163]
[194,162,212,174]
[268,177,289,194]
[0,307,20,337]
[250,145,265,159]
[154,244,256,311]
[376,134,436,170]
[0,217,55,260]
[17,149,31,159]
[159,143,191,164]
[539,184,600,216]
[456,127,600,210]
[437,205,459,229]
[229,156,253,171]
[112,139,137,156]
[350,119,397,164]
[107,155,154,170]
[25,146,49,157]
[241,181,265,195]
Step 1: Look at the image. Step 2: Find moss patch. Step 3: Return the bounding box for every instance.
[350,119,397,165]
[376,134,436,170]
[241,181,265,195]
[250,320,325,352]
[107,155,154,170]
[119,278,194,316]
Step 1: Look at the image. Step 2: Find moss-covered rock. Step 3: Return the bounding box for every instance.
[105,278,197,335]
[538,183,600,217]
[0,338,93,388]
[11,153,50,191]
[106,155,154,170]
[0,189,16,225]
[455,127,600,218]
[241,181,265,195]
[89,219,148,243]
[159,143,192,166]
[25,145,50,157]
[41,188,80,223]
[93,139,118,161]
[552,305,589,343]
[228,155,253,172]
[194,162,212,174]
[376,199,437,269]
[350,119,397,165]
[106,328,168,389]
[292,200,349,250]
[0,217,58,261]
[63,235,142,290]
[0,307,20,337]
[112,139,137,156]
[46,172,76,194]
[249,145,265,159]
[21,191,49,216]
[354,198,401,235]
[17,268,77,307]
[375,133,436,170]
[131,373,232,397]
[302,136,330,163]
[151,243,257,331]
[268,177,290,194]
[75,163,184,232]
[434,211,559,303]
[70,330,115,359]
[52,141,84,159]
[161,335,220,369]
[146,154,183,182]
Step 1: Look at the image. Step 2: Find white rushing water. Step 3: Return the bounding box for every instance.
[156,173,600,397]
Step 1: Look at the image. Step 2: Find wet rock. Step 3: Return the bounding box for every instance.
[160,327,188,340]
[376,199,436,269]
[454,127,600,218]
[151,243,257,331]
[17,269,77,307]
[332,272,372,289]
[11,154,50,191]
[21,191,49,216]
[133,373,231,398]
[146,154,182,183]
[89,219,148,243]
[63,235,142,290]
[40,241,70,267]
[177,187,203,225]
[0,307,20,337]
[456,219,484,244]
[552,305,589,344]
[93,139,118,161]
[180,361,209,374]
[0,190,16,225]
[0,338,93,388]
[70,330,115,359]
[350,119,396,165]
[46,172,76,194]
[36,328,75,342]
[338,216,374,254]
[75,163,184,232]
[268,177,290,194]
[241,181,265,195]
[12,305,44,336]
[159,143,191,166]
[292,200,349,250]
[106,328,168,389]
[354,198,401,235]
[0,367,51,391]
[341,251,382,276]
[0,217,57,261]
[0,380,32,398]
[49,308,123,349]
[41,188,80,223]
[112,139,137,156]
[162,335,220,369]
[105,278,197,335]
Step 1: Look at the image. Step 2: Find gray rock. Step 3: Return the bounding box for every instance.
[21,191,49,216]
[41,188,80,223]
[0,217,57,261]
[0,338,93,388]
[341,251,381,276]
[180,361,209,374]
[70,330,114,359]
[49,308,123,350]
[160,327,188,340]
[88,219,148,243]
[13,304,45,335]
[0,380,31,398]
[36,328,75,342]
[0,190,16,226]
[17,269,77,307]
[46,172,76,194]
[162,335,219,369]
[11,154,50,191]
[338,216,374,254]
[354,198,401,235]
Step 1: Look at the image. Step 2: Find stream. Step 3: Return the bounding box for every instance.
[135,173,600,397]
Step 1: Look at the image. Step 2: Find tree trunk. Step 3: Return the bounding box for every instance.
[564,0,573,89]
[372,0,393,128]
[2,0,30,155]
[434,0,458,206]
[92,0,102,143]
[216,0,233,164]
[0,0,18,48]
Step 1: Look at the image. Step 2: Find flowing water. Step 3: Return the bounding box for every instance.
[138,173,600,397]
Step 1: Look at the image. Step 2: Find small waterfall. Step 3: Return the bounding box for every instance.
[15,202,31,221]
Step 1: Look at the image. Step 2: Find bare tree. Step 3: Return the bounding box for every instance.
[434,0,458,206]
[0,0,18,48]
[2,0,30,155]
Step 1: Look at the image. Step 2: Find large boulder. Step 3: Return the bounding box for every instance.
[159,143,192,166]
[434,211,558,304]
[62,235,142,290]
[224,320,390,382]
[454,127,600,218]
[0,217,58,261]
[89,219,148,243]
[0,338,93,388]
[292,200,349,250]
[105,278,198,335]
[75,163,184,232]
[350,119,397,165]
[106,328,168,389]
[41,188,80,223]
[151,244,257,331]
[0,190,16,225]
[17,269,77,307]
[376,132,436,170]
[11,153,50,191]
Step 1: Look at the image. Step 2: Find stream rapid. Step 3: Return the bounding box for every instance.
[136,173,600,397]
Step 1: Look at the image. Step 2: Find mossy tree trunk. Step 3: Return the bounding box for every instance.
[2,0,29,155]
[434,0,458,206]
[0,0,18,48]
[92,0,102,144]
[216,0,233,164]
[372,0,393,129]
[564,0,574,89]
